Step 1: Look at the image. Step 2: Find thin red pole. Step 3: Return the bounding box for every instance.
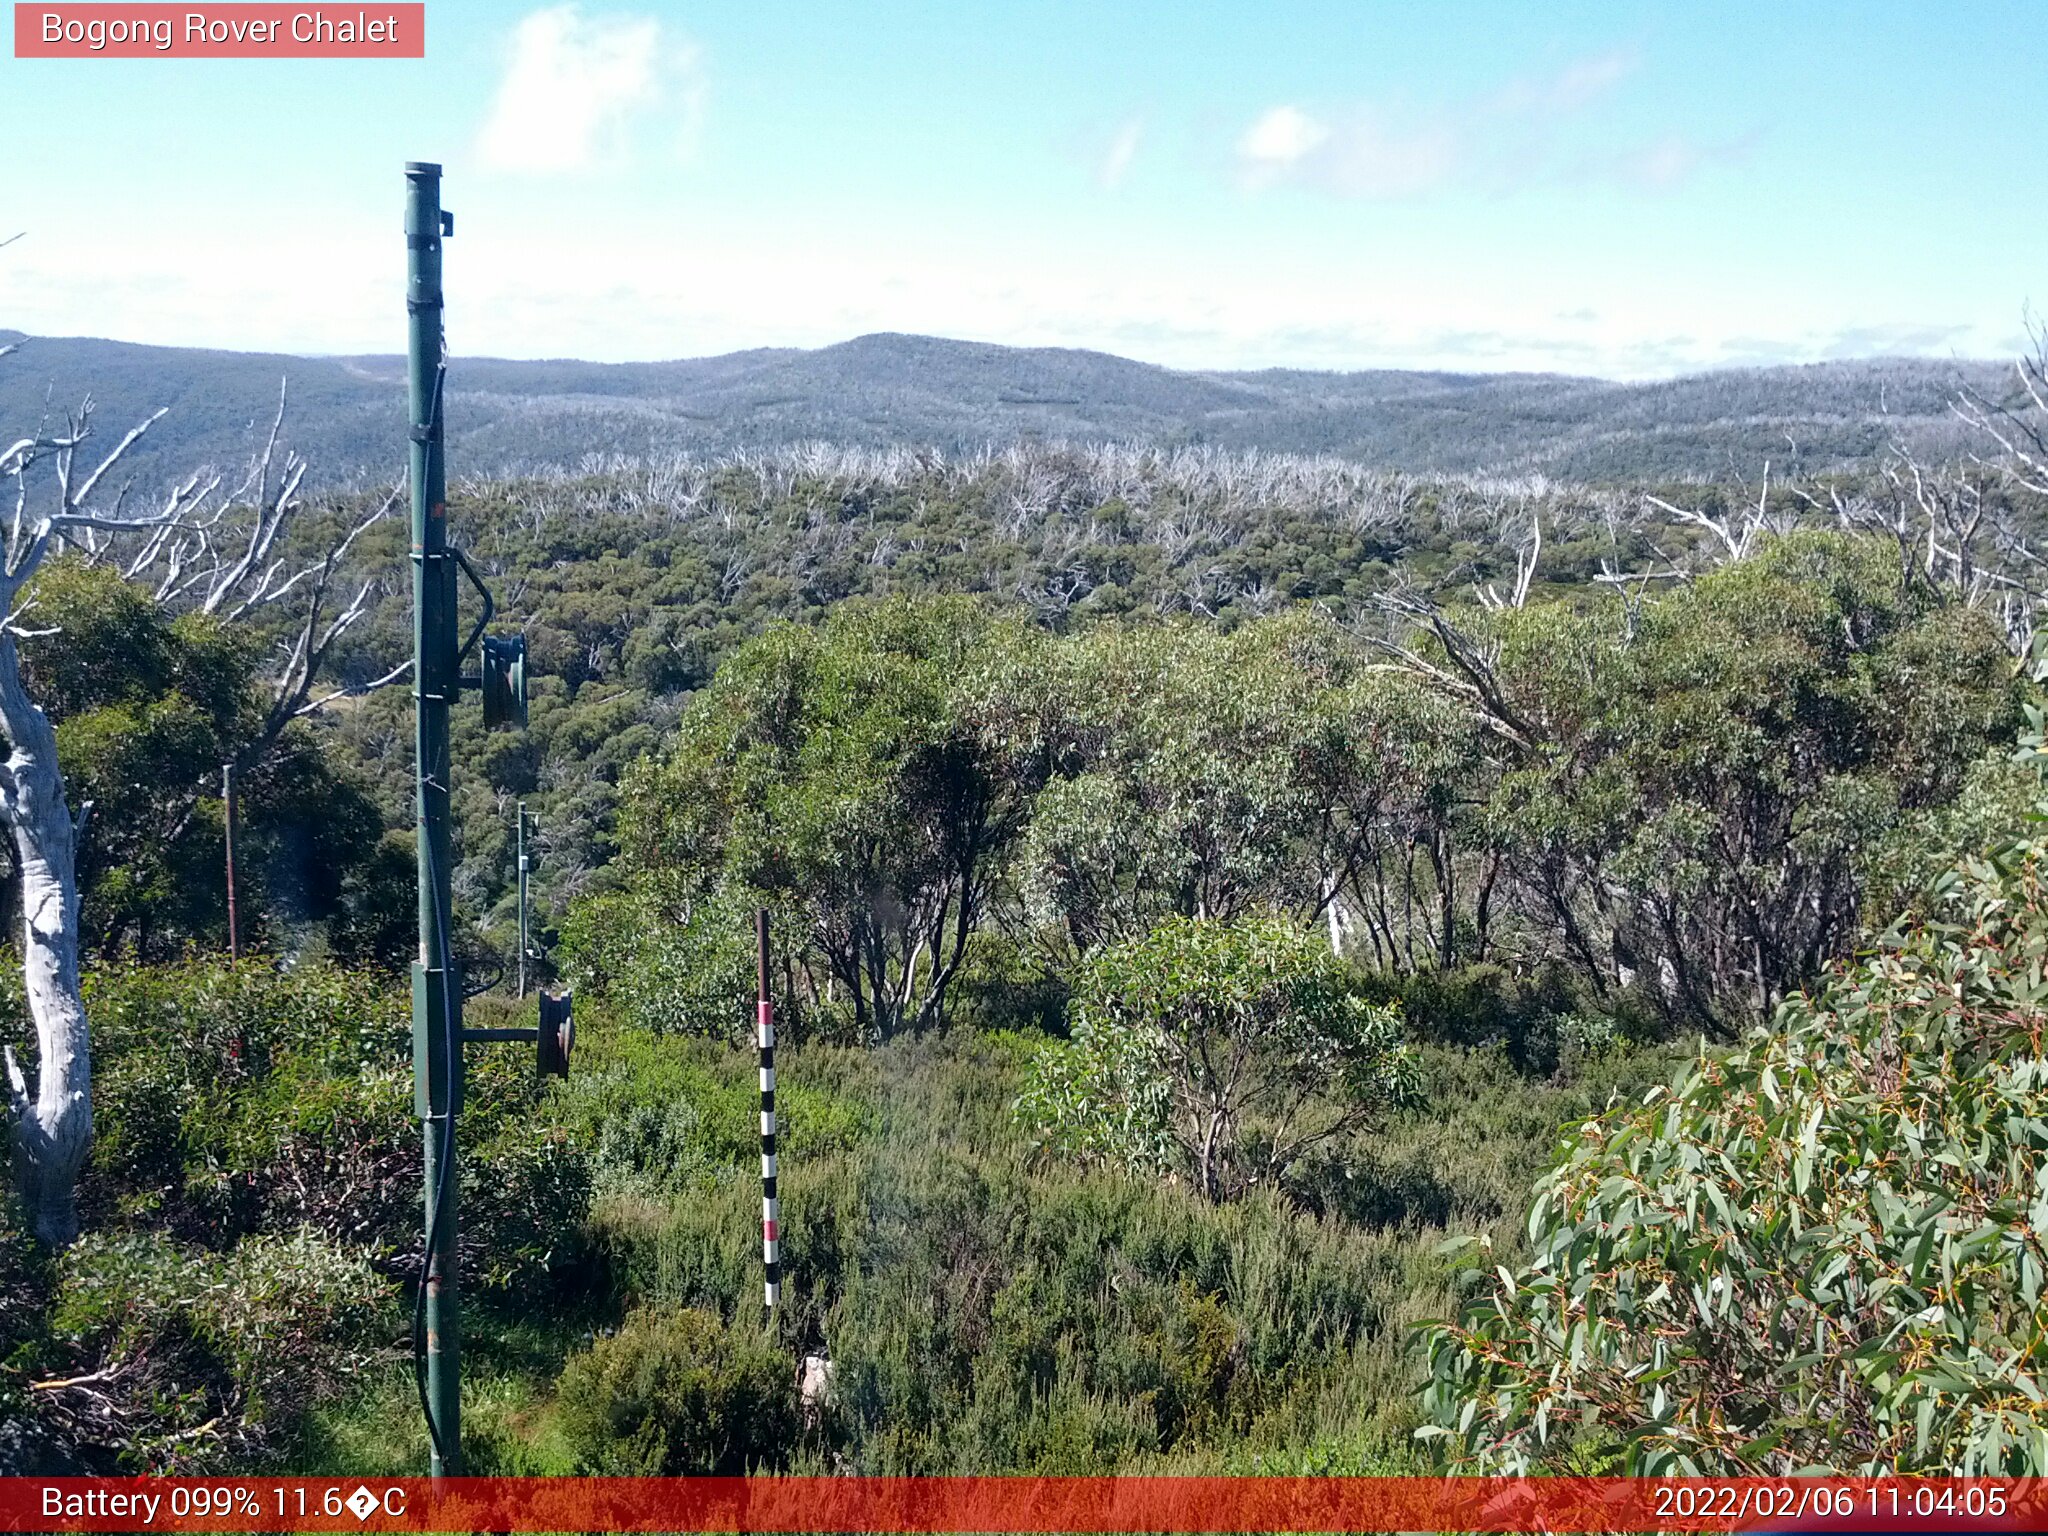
[223,762,240,963]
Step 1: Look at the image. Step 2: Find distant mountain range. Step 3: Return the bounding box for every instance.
[0,329,2010,490]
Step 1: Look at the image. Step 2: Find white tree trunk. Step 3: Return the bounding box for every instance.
[1319,869,1352,957]
[0,632,89,1246]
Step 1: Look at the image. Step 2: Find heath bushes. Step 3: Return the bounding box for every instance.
[12,961,593,1472]
[83,961,406,1236]
[556,1305,798,1474]
[72,961,590,1290]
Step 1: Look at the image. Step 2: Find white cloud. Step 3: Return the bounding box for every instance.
[1096,118,1145,190]
[1233,47,1748,200]
[1302,108,1458,198]
[476,6,702,175]
[1238,106,1328,173]
[1597,131,1757,192]
[1239,100,1458,196]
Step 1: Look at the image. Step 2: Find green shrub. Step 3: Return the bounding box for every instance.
[1289,1040,1688,1234]
[69,959,590,1289]
[555,1305,798,1473]
[77,962,410,1241]
[1020,915,1419,1200]
[563,1023,876,1205]
[86,959,404,1082]
[463,1124,593,1291]
[591,1097,722,1198]
[567,1031,1448,1474]
[1514,1009,1627,1082]
[0,1208,60,1471]
[1379,962,1628,1073]
[816,1141,1433,1472]
[195,1058,416,1252]
[88,1049,190,1199]
[946,930,1069,1036]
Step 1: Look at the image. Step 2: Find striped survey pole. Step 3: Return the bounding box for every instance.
[756,908,780,1310]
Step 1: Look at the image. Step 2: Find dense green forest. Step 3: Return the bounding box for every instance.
[7,404,2048,1474]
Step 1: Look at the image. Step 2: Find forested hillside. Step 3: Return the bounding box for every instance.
[0,328,2006,490]
[7,342,2048,1475]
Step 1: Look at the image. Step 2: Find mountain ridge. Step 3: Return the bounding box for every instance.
[0,328,2005,489]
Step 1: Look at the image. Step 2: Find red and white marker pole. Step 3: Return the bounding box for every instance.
[756,908,780,1310]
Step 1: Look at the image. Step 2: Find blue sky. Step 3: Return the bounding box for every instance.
[0,1,2040,376]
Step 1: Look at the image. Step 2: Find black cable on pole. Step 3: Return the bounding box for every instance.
[411,763,459,1468]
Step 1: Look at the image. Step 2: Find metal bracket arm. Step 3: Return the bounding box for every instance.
[449,545,496,667]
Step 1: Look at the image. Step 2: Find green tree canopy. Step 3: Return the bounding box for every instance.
[609,594,1044,1040]
[16,559,405,964]
[1470,532,2021,1030]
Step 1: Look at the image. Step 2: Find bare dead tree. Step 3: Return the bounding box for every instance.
[1364,581,1536,754]
[1957,316,2048,501]
[1645,461,1777,566]
[1475,507,1541,611]
[0,371,408,1244]
[1591,558,1687,641]
[79,382,411,749]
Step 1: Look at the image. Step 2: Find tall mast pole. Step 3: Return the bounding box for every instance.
[406,160,462,1478]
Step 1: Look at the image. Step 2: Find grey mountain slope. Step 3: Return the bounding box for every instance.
[0,328,2007,489]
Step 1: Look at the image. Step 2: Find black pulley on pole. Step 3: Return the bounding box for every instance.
[482,634,526,729]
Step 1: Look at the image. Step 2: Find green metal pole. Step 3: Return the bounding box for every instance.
[406,160,462,1478]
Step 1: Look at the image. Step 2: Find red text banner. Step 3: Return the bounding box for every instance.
[1,1477,2044,1533]
[14,5,424,57]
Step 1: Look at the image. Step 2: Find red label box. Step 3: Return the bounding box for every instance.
[14,4,425,57]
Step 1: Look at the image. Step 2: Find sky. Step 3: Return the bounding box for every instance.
[0,1,2041,378]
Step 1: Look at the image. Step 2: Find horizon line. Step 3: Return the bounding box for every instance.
[0,326,2011,389]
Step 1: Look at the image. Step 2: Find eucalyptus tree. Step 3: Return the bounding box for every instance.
[1421,730,2048,1474]
[0,390,198,1242]
[1019,914,1419,1202]
[1374,532,2020,1030]
[16,558,400,960]
[619,594,1043,1039]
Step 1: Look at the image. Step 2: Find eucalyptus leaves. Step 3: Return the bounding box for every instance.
[1419,790,2048,1473]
